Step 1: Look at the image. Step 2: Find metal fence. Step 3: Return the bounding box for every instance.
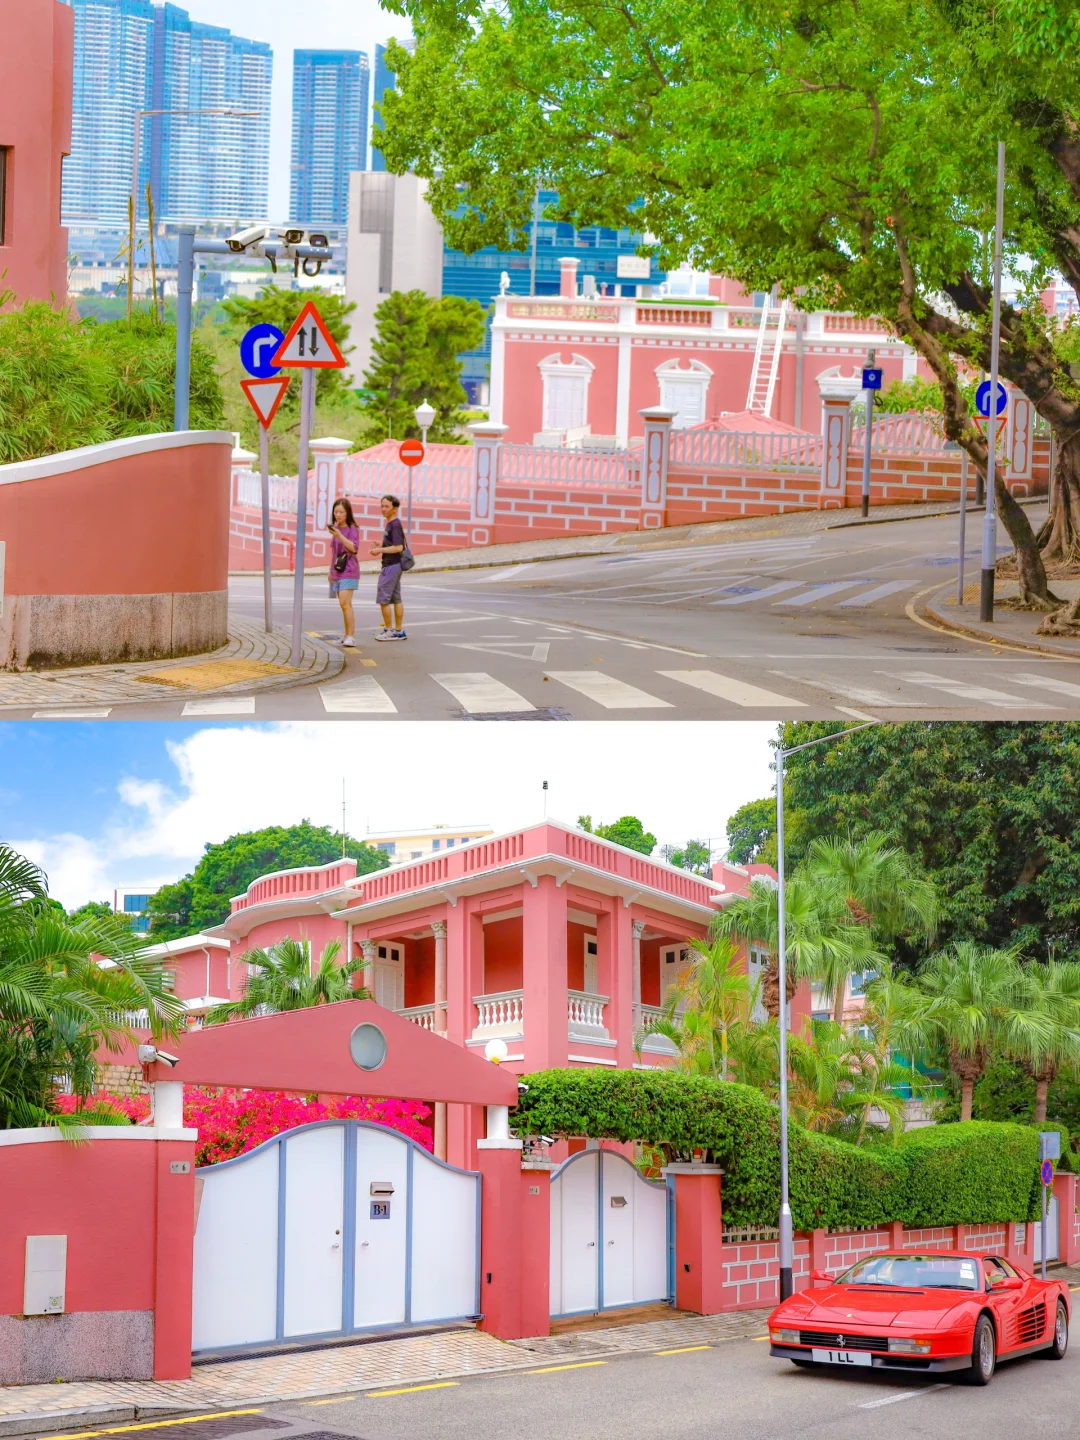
[499,443,640,489]
[668,428,822,473]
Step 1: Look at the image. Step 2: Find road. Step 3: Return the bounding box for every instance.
[47,1330,1080,1440]
[23,508,1080,720]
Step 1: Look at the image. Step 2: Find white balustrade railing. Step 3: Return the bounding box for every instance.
[341,457,474,503]
[499,443,639,489]
[568,990,609,1033]
[669,429,823,473]
[473,990,525,1033]
[849,412,947,454]
[399,1004,436,1030]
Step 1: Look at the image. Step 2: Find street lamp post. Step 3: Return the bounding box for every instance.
[979,141,1006,624]
[412,399,436,537]
[774,721,878,1300]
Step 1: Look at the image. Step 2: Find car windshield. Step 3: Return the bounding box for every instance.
[835,1254,981,1291]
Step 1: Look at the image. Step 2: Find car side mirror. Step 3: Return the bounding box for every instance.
[993,1275,1024,1291]
[810,1269,834,1283]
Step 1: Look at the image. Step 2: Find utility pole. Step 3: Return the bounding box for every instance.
[980,142,1006,623]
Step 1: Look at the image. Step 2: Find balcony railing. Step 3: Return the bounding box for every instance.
[400,1004,436,1031]
[470,989,611,1042]
[568,989,610,1039]
[638,1003,678,1056]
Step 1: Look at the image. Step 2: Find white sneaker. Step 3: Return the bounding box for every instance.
[374,626,390,640]
[342,636,356,648]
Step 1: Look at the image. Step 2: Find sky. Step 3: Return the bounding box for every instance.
[0,722,777,910]
[203,0,413,220]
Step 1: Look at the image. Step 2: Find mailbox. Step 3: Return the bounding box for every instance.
[370,1180,395,1196]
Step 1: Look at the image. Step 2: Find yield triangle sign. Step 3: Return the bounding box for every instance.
[270,301,347,369]
[241,376,291,428]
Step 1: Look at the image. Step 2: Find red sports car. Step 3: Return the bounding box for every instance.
[768,1250,1070,1385]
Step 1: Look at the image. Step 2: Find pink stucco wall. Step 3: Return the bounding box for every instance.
[0,0,72,306]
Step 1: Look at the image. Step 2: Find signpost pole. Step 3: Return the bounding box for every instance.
[173,226,195,431]
[776,744,793,1302]
[980,142,1006,623]
[861,349,876,519]
[957,450,969,604]
[259,423,273,633]
[1041,1177,1048,1281]
[290,368,314,668]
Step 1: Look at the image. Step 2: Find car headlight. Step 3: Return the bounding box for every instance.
[770,1328,801,1344]
[888,1338,932,1355]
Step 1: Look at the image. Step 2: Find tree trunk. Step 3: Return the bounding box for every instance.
[1035,1079,1049,1124]
[1036,430,1080,566]
[993,475,1062,609]
[960,1079,974,1123]
[831,981,846,1025]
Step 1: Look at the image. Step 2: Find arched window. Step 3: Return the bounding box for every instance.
[655,357,713,429]
[539,352,594,432]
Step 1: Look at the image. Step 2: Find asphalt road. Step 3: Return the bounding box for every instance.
[51,1330,1080,1440]
[25,507,1080,721]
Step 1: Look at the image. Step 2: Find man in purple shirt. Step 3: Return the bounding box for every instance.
[371,494,407,640]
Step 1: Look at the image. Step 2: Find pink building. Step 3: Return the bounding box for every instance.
[491,265,930,444]
[0,0,72,306]
[155,823,809,1170]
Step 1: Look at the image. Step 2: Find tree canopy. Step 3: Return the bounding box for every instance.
[577,814,657,855]
[146,821,390,941]
[360,289,486,440]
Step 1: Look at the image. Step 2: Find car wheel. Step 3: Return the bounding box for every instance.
[968,1315,996,1385]
[1043,1300,1069,1360]
[790,1359,816,1369]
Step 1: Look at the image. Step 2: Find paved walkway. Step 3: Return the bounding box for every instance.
[923,578,1080,658]
[0,619,343,715]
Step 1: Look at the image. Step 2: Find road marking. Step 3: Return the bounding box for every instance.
[858,1384,949,1408]
[879,670,1059,709]
[769,670,928,709]
[751,1335,771,1341]
[713,581,804,606]
[774,581,865,606]
[836,706,878,720]
[657,670,805,708]
[446,641,551,662]
[1008,672,1080,700]
[367,1381,460,1397]
[31,708,113,719]
[545,671,673,709]
[304,1396,357,1405]
[656,1344,711,1355]
[477,563,531,581]
[836,580,912,607]
[526,1361,608,1374]
[319,676,397,713]
[181,696,256,716]
[431,672,536,713]
[46,1411,263,1438]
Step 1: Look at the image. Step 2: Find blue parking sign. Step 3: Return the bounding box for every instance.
[240,323,285,379]
[861,367,883,391]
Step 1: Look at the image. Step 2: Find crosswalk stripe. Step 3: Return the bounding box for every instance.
[836,580,912,607]
[658,670,805,708]
[713,581,804,606]
[320,676,397,713]
[181,697,256,716]
[545,671,673,709]
[31,708,113,719]
[1008,672,1080,701]
[774,581,865,606]
[769,671,926,708]
[431,672,536,713]
[877,670,1059,709]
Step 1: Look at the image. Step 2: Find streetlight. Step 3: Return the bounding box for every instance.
[412,398,436,536]
[774,720,878,1300]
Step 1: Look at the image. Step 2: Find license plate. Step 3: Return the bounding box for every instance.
[811,1348,872,1367]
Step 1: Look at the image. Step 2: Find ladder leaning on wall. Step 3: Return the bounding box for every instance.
[745,299,789,417]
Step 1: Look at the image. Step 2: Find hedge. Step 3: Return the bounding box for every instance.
[512,1069,1042,1229]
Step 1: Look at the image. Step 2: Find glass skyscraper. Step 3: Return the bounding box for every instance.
[370,43,393,172]
[290,50,369,228]
[61,0,272,228]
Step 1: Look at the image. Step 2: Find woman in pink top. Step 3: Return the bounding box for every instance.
[327,498,361,647]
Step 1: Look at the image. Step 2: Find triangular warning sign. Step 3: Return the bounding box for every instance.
[240,376,291,428]
[270,301,347,369]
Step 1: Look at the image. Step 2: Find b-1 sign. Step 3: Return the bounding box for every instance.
[271,301,346,369]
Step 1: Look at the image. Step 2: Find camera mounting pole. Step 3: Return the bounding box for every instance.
[172,226,334,431]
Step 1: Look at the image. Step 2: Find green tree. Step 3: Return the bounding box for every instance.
[777,722,1080,962]
[725,796,777,866]
[146,821,390,941]
[1014,959,1080,1122]
[361,289,485,440]
[206,938,370,1022]
[0,844,183,1128]
[67,900,120,926]
[642,935,751,1080]
[577,814,656,856]
[660,840,712,875]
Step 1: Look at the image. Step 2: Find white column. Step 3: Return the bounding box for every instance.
[154,1080,184,1130]
[819,397,852,508]
[631,919,646,1035]
[361,939,376,995]
[639,406,677,528]
[489,295,508,424]
[308,437,352,532]
[1005,384,1033,482]
[615,301,635,446]
[466,421,507,546]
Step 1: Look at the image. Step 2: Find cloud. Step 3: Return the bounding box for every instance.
[10,722,777,908]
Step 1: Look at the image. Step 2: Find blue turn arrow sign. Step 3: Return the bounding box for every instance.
[240,323,285,379]
[975,379,1007,417]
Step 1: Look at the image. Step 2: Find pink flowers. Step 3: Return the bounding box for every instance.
[54,1088,433,1167]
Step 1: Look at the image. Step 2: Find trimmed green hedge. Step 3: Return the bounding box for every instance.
[513,1070,1041,1229]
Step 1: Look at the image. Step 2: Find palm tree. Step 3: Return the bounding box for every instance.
[640,935,751,1079]
[0,843,183,1129]
[1013,959,1080,1122]
[803,832,939,1021]
[206,937,370,1022]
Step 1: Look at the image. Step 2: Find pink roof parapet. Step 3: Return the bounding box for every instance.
[687,409,817,438]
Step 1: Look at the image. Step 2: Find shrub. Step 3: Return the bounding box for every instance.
[513,1069,1042,1228]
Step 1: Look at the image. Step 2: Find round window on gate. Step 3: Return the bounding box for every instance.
[350,1022,387,1071]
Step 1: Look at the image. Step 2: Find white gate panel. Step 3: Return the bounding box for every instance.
[1035,1196,1060,1262]
[353,1126,409,1327]
[410,1146,480,1323]
[192,1142,278,1351]
[283,1126,345,1337]
[601,1152,636,1307]
[552,1150,599,1315]
[630,1163,670,1304]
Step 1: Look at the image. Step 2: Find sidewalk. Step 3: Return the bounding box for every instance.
[0,619,343,714]
[0,1309,771,1436]
[922,578,1080,659]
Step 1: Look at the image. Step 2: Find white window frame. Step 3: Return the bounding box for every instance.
[655,357,713,429]
[539,352,594,432]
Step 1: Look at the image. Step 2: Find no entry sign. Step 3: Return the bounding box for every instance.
[399,439,425,467]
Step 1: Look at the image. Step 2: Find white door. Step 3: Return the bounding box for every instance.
[660,944,693,1004]
[353,1125,409,1327]
[283,1126,344,1337]
[551,1150,599,1315]
[583,935,599,994]
[374,941,405,1011]
[1034,1196,1060,1262]
[661,380,706,429]
[192,1142,279,1351]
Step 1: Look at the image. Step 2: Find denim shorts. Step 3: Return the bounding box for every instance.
[329,577,359,595]
[377,564,403,606]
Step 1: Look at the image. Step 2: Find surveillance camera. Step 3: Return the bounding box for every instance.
[227,225,268,253]
[137,1044,158,1065]
[517,1082,530,1096]
[279,227,304,245]
[307,232,330,249]
[540,1135,555,1146]
[155,1050,181,1068]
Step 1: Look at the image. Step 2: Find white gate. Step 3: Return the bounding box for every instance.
[192,1120,480,1353]
[1034,1195,1060,1263]
[549,1149,672,1317]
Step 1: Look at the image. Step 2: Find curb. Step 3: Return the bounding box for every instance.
[917,580,1080,660]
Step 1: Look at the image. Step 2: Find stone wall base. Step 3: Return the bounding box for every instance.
[96,1063,149,1099]
[0,1311,153,1383]
[0,591,228,670]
